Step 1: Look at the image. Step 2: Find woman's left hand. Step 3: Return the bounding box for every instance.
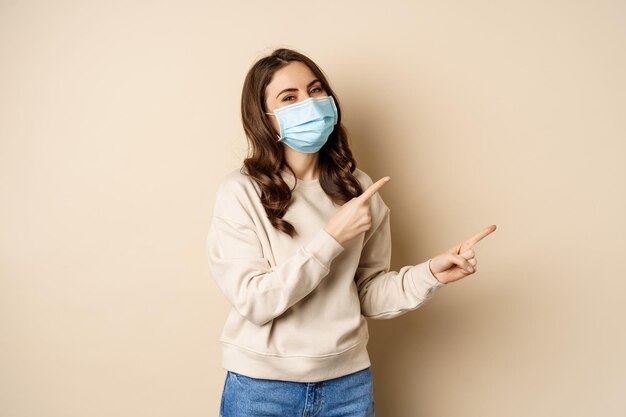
[428,224,497,285]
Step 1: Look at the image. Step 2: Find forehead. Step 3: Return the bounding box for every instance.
[266,61,317,94]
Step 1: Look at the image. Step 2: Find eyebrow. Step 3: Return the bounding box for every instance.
[275,79,321,99]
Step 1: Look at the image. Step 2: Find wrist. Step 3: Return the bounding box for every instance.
[428,258,445,285]
[324,227,342,245]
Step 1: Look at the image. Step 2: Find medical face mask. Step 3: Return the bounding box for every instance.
[265,95,338,153]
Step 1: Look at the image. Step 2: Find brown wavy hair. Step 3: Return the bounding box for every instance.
[240,47,364,237]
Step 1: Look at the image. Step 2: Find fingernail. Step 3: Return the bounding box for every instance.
[467,267,475,273]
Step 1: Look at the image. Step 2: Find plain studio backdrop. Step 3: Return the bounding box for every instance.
[1,1,625,416]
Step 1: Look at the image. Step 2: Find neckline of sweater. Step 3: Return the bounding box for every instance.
[279,170,320,188]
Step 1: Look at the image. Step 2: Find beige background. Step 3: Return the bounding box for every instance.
[1,0,625,416]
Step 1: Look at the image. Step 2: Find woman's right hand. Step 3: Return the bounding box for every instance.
[324,176,391,245]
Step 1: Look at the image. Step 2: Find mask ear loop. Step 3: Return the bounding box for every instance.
[264,111,282,141]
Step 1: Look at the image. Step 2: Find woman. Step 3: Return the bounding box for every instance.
[206,47,496,417]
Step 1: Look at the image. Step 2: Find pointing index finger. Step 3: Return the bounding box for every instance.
[359,176,391,201]
[463,224,497,248]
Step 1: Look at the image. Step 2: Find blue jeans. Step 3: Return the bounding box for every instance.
[219,367,375,417]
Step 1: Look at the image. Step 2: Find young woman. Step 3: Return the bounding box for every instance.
[206,47,496,417]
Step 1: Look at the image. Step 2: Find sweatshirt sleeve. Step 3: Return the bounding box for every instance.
[355,207,445,320]
[206,178,346,327]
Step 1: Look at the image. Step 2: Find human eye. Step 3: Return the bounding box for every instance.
[282,95,296,102]
[310,86,324,94]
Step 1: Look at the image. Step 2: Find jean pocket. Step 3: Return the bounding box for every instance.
[227,371,245,386]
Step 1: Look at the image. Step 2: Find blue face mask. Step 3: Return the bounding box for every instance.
[265,95,338,153]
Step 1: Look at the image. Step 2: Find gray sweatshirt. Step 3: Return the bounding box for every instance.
[206,167,445,382]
